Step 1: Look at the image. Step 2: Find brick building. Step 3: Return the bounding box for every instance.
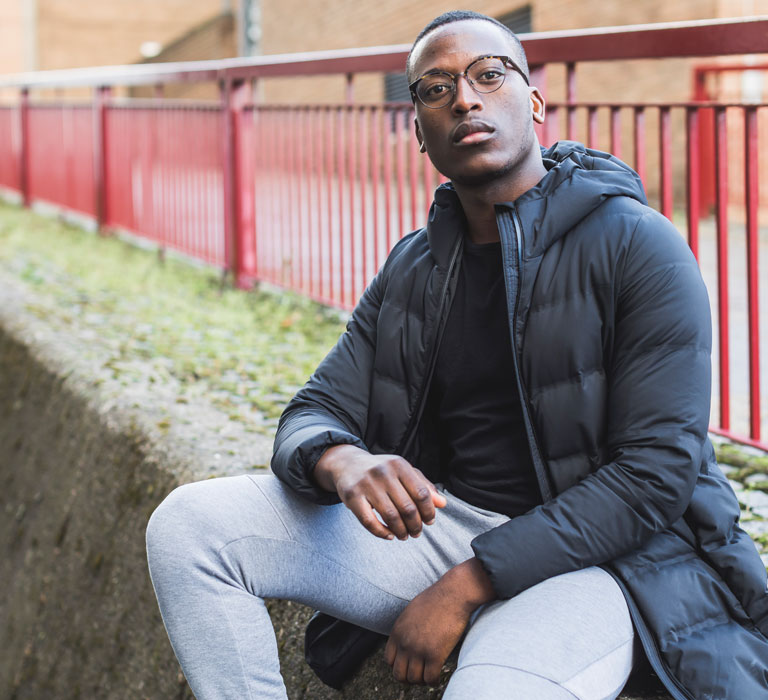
[3,0,764,109]
[257,0,767,104]
[253,0,767,211]
[1,0,765,210]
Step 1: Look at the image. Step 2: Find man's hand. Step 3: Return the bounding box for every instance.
[313,444,446,540]
[385,558,496,685]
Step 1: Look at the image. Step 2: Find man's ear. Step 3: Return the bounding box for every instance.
[529,87,545,124]
[414,117,426,153]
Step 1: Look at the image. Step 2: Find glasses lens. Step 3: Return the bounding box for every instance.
[416,73,454,108]
[467,58,507,93]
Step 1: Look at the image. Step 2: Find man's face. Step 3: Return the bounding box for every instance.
[410,20,543,187]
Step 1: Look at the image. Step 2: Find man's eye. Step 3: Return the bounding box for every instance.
[424,83,451,97]
[475,70,503,82]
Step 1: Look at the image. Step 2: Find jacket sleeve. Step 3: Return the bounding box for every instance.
[471,211,713,598]
[270,265,386,504]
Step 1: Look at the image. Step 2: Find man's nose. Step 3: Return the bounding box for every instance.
[451,75,482,114]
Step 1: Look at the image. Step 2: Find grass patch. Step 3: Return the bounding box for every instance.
[0,202,347,424]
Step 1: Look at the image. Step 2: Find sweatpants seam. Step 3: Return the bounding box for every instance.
[217,535,412,603]
[560,634,634,685]
[452,663,580,699]
[214,585,258,700]
[245,476,293,539]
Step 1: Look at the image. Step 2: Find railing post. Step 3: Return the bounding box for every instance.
[345,73,354,104]
[234,103,257,289]
[93,85,111,233]
[221,78,252,287]
[19,87,30,207]
[744,106,760,442]
[685,107,700,259]
[714,105,730,431]
[566,62,576,141]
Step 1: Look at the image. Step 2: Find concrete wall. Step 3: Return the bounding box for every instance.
[0,298,449,699]
[0,328,191,698]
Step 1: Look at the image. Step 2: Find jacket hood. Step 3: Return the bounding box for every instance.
[426,141,648,267]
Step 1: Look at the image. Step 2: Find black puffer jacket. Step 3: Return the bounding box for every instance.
[273,141,768,699]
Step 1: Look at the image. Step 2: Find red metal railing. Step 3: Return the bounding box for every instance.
[243,104,445,309]
[0,106,20,193]
[105,101,226,266]
[537,99,767,449]
[0,16,766,451]
[27,103,96,216]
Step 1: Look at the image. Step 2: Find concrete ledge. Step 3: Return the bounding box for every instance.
[0,275,669,699]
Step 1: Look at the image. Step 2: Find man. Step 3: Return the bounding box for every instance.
[146,10,768,699]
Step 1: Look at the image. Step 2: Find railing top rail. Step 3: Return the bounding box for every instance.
[521,14,768,63]
[1,15,767,90]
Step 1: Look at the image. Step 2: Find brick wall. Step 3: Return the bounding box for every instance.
[0,1,237,102]
[35,0,231,70]
[0,1,25,77]
[130,13,238,101]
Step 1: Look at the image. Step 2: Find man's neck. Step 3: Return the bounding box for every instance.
[453,151,547,244]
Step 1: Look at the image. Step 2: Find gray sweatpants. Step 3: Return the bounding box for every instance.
[146,474,635,699]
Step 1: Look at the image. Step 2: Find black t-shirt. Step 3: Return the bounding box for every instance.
[427,238,542,517]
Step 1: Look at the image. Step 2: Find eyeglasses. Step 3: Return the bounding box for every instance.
[409,55,529,109]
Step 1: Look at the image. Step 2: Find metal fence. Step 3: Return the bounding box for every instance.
[0,17,766,451]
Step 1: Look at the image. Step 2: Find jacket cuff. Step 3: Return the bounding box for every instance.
[272,425,367,505]
[470,513,562,599]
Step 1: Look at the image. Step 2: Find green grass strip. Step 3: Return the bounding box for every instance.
[0,201,347,425]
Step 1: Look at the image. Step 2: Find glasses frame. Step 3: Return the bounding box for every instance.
[409,54,530,110]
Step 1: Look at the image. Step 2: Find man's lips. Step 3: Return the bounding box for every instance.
[452,120,495,144]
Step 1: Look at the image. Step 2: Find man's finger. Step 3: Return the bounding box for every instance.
[347,496,394,540]
[368,494,410,540]
[431,489,447,509]
[424,658,443,686]
[384,638,396,666]
[387,481,427,537]
[392,651,409,683]
[401,471,445,525]
[406,656,425,685]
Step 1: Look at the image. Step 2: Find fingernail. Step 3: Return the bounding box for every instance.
[386,534,394,540]
[425,519,435,525]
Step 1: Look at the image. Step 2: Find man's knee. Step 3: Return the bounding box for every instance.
[146,481,218,563]
[146,475,294,566]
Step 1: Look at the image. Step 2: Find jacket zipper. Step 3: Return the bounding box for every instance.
[604,568,693,700]
[395,208,692,700]
[503,207,553,503]
[503,205,690,698]
[397,237,463,458]
[505,209,692,699]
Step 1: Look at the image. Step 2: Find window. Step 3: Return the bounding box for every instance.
[497,6,532,35]
[384,72,411,104]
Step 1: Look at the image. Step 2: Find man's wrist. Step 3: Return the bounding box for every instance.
[312,444,361,492]
[440,558,496,613]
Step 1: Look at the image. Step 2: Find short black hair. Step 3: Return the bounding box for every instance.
[406,10,529,82]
